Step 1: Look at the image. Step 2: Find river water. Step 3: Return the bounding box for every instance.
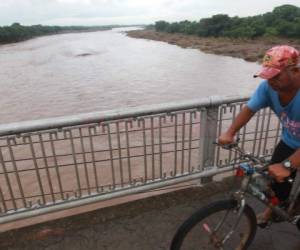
[0,27,264,231]
[0,27,260,125]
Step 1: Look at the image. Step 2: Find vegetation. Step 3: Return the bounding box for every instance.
[155,5,300,39]
[0,23,115,44]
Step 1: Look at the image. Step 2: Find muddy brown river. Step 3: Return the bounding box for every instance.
[0,27,261,125]
[0,27,267,232]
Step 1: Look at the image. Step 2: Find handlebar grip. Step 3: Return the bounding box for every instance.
[214,138,240,148]
[258,165,294,183]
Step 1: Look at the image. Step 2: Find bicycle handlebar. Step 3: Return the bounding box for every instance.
[214,140,294,183]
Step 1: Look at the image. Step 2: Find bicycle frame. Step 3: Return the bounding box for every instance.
[215,142,300,242]
[230,146,300,225]
[171,143,300,250]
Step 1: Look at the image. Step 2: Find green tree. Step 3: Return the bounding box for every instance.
[166,22,180,33]
[198,14,232,37]
[154,4,300,39]
[275,20,296,37]
[273,4,300,22]
[0,23,111,44]
[155,21,169,32]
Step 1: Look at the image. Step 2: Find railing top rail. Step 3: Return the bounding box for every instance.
[0,94,249,137]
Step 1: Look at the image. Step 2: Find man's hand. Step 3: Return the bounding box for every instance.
[268,163,291,182]
[217,107,255,146]
[218,132,235,145]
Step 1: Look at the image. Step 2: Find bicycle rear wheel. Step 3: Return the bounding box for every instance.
[171,199,257,250]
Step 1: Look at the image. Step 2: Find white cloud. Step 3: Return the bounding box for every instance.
[0,0,299,26]
[56,0,92,4]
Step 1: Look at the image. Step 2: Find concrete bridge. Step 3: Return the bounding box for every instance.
[1,95,298,249]
[1,177,300,250]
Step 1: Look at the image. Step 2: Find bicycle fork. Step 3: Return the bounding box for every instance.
[217,179,250,248]
[202,177,250,249]
[202,196,247,249]
[222,198,246,245]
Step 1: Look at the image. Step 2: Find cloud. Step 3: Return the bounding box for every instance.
[56,0,92,4]
[0,0,300,26]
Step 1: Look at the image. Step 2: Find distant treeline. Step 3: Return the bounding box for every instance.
[155,4,300,39]
[0,23,116,44]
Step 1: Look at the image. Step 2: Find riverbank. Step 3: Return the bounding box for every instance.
[126,30,300,62]
[0,27,112,46]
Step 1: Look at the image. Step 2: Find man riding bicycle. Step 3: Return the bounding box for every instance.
[218,45,300,226]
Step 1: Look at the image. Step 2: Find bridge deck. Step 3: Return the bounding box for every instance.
[1,177,299,250]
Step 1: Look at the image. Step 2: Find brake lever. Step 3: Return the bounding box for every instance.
[213,137,240,150]
[213,141,238,150]
[214,138,294,184]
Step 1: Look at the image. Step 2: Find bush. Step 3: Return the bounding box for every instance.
[154,4,300,39]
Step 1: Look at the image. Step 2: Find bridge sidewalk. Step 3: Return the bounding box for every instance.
[1,178,300,250]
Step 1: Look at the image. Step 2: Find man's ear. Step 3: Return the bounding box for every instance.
[295,67,300,76]
[291,66,300,75]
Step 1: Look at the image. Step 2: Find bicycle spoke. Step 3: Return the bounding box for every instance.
[179,208,252,249]
[214,210,230,232]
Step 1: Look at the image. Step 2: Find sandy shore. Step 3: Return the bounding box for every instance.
[126,30,300,62]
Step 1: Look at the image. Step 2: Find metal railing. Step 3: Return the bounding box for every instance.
[0,95,281,223]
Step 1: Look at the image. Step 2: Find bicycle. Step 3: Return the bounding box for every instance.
[170,141,300,250]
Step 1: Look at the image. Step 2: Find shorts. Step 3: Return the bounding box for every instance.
[270,140,296,202]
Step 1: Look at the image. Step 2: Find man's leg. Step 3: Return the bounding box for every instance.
[258,140,295,226]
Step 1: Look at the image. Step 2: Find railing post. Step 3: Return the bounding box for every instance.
[199,106,219,184]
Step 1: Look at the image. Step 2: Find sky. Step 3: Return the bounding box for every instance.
[0,0,300,26]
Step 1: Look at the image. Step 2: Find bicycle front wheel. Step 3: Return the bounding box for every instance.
[171,199,257,250]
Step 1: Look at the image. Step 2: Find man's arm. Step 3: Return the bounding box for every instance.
[218,81,269,144]
[218,106,255,144]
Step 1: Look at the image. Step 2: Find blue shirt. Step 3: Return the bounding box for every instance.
[247,80,300,149]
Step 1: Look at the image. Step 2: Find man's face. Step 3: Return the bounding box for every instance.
[267,67,296,92]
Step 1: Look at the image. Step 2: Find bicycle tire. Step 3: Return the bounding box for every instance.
[170,199,257,250]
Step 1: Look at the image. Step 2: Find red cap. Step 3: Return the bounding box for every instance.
[254,45,299,79]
